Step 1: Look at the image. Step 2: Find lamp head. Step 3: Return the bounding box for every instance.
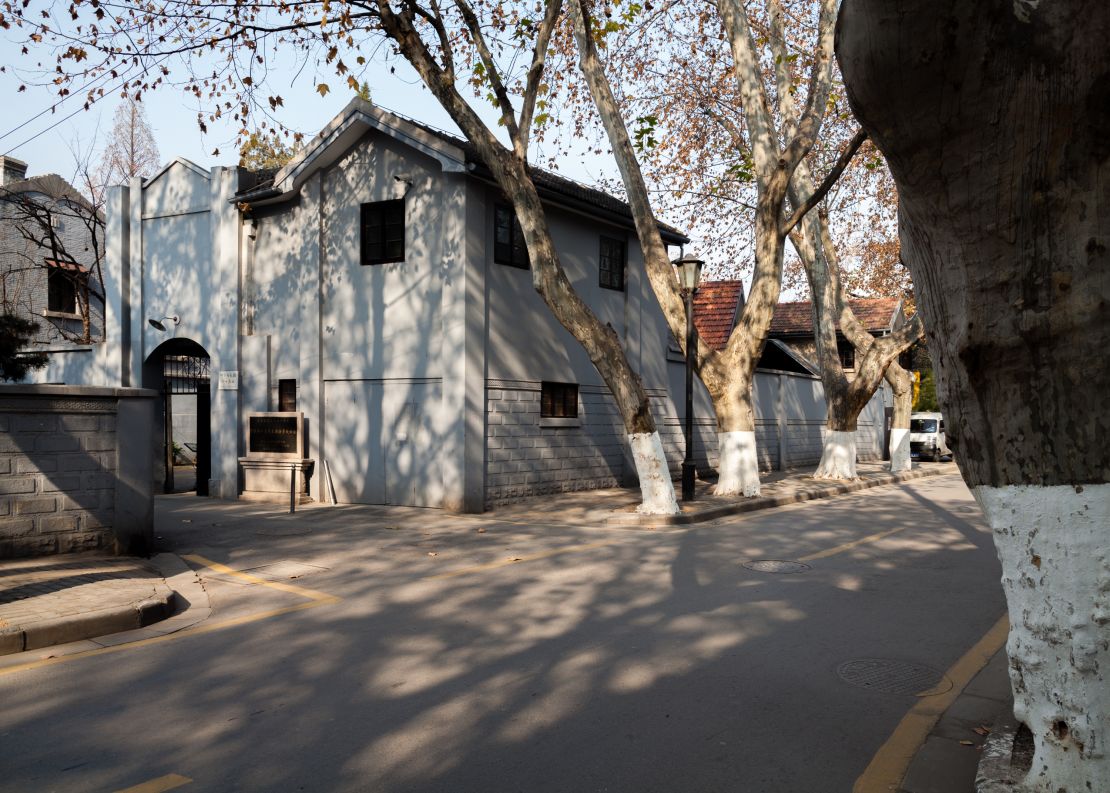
[148,316,179,332]
[672,254,705,291]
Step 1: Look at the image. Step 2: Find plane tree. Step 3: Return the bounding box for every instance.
[568,0,842,495]
[839,1,1110,787]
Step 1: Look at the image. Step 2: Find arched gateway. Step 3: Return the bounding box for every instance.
[142,338,211,495]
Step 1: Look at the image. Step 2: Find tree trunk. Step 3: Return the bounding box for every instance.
[885,361,912,472]
[838,2,1110,788]
[703,367,760,496]
[376,3,678,515]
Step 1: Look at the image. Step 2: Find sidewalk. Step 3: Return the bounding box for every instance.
[0,553,177,655]
[489,460,952,526]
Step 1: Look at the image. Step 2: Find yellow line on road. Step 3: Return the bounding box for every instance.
[852,614,1010,793]
[427,540,619,580]
[182,554,340,604]
[799,526,908,562]
[0,557,339,678]
[113,773,192,792]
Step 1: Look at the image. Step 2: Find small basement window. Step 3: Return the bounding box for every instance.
[541,381,578,419]
[360,199,405,265]
[494,204,529,269]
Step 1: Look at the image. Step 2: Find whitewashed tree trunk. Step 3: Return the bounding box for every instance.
[886,362,913,473]
[629,432,679,515]
[839,1,1110,787]
[976,485,1110,793]
[814,430,858,480]
[888,428,910,473]
[715,430,760,497]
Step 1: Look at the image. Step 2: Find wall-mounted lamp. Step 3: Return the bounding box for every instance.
[392,173,414,198]
[148,316,179,332]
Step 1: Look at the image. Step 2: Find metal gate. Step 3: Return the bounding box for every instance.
[163,354,211,494]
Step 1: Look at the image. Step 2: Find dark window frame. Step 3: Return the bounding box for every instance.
[360,199,406,266]
[540,381,579,419]
[599,235,626,291]
[837,337,856,370]
[47,268,79,315]
[278,379,297,412]
[494,204,529,269]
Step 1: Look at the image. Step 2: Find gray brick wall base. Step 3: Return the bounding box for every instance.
[0,386,155,558]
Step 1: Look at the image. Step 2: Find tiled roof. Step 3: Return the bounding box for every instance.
[692,280,745,350]
[0,173,94,213]
[768,297,900,336]
[237,105,687,242]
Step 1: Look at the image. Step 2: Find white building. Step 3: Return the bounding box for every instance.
[41,99,888,511]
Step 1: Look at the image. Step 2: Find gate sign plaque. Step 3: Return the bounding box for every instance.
[247,412,304,458]
[218,371,239,390]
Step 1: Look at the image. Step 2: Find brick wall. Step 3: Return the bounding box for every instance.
[0,386,155,558]
[486,382,625,507]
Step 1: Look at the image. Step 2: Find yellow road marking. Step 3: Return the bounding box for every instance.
[114,773,192,792]
[852,614,1010,793]
[182,554,340,604]
[427,540,619,580]
[799,526,908,562]
[0,556,339,678]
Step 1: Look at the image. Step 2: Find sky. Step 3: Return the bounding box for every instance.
[0,27,777,293]
[0,34,612,197]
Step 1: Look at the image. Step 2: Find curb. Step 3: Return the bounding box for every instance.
[976,713,1023,792]
[0,583,175,656]
[607,466,950,526]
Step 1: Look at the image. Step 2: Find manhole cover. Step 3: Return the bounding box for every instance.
[837,659,952,695]
[742,559,811,574]
[241,560,330,580]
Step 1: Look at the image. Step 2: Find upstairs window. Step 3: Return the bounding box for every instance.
[360,199,405,265]
[494,204,529,269]
[837,338,856,370]
[541,381,578,419]
[47,267,78,315]
[599,236,625,291]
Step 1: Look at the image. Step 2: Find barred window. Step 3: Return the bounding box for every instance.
[541,381,578,419]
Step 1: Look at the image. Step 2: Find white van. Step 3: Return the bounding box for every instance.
[910,412,951,461]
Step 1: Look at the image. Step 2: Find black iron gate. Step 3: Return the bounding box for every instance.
[163,354,211,495]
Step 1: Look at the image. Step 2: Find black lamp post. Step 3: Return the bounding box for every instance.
[674,253,704,501]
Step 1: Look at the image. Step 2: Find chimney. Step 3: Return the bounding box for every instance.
[0,156,28,186]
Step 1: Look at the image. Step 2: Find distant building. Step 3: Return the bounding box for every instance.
[0,156,105,377]
[767,297,906,377]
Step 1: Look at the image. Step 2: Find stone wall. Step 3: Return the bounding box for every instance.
[0,385,155,558]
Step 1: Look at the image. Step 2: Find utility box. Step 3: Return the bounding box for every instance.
[238,411,313,503]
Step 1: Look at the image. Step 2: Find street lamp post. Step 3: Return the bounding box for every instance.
[674,254,704,502]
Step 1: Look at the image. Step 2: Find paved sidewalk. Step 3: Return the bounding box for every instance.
[900,648,1014,793]
[0,553,176,655]
[490,460,951,526]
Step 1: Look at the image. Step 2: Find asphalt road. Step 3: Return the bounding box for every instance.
[0,473,1005,793]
